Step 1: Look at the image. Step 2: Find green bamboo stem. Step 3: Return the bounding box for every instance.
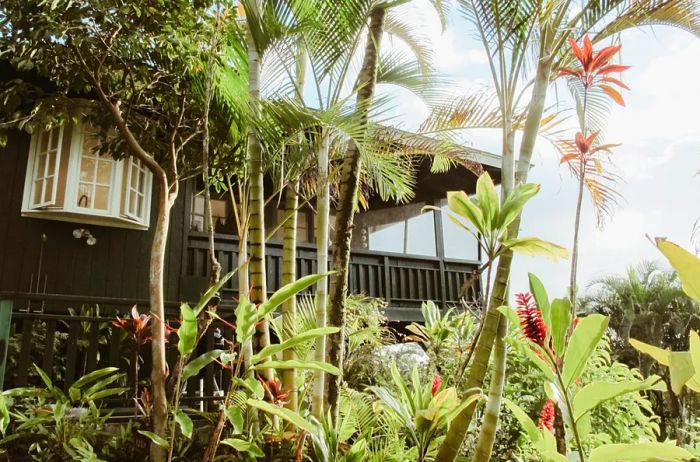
[281,183,299,412]
[472,315,508,461]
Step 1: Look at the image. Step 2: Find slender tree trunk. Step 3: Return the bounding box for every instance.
[312,131,330,419]
[246,15,273,380]
[150,174,175,462]
[569,163,585,308]
[281,182,299,412]
[473,316,507,461]
[326,6,386,421]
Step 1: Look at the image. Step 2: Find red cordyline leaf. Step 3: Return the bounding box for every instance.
[515,292,547,347]
[575,131,599,154]
[599,84,626,106]
[601,76,630,90]
[258,377,289,405]
[538,400,556,431]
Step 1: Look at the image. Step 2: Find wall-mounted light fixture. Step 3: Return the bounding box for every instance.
[73,228,97,246]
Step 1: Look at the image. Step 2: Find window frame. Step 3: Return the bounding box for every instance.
[24,126,64,209]
[22,121,153,230]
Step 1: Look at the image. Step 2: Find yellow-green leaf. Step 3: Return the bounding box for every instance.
[588,442,693,462]
[655,238,700,303]
[503,237,569,260]
[246,399,315,433]
[629,339,671,366]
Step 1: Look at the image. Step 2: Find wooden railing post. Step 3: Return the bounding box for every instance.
[0,300,12,390]
[383,256,392,305]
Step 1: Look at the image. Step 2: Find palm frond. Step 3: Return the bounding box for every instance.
[597,0,700,40]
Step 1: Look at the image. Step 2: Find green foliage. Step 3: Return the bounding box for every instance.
[444,173,568,261]
[0,366,128,461]
[368,364,479,462]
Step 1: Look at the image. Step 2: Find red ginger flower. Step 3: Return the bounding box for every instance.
[537,400,556,431]
[515,292,547,347]
[557,33,630,105]
[431,375,442,396]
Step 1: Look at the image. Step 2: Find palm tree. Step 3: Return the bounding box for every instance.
[436,1,700,460]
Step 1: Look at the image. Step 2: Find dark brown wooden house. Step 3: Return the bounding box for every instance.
[0,114,500,397]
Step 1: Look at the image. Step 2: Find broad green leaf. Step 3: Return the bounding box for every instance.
[499,183,540,229]
[447,190,484,234]
[175,411,193,439]
[0,396,9,436]
[542,450,570,462]
[503,237,569,260]
[572,376,663,421]
[510,338,556,383]
[246,399,315,433]
[475,172,499,231]
[221,438,265,457]
[251,360,340,375]
[250,327,339,365]
[178,303,197,356]
[629,338,670,366]
[182,350,224,381]
[689,331,700,379]
[550,298,571,357]
[225,406,244,433]
[346,438,368,462]
[193,271,235,315]
[669,352,695,395]
[562,314,609,387]
[235,295,257,345]
[502,398,542,446]
[257,273,330,320]
[70,367,119,391]
[138,430,169,448]
[655,238,700,303]
[528,273,551,329]
[497,306,521,332]
[86,387,129,401]
[588,442,694,462]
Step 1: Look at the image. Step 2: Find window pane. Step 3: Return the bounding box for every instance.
[94,186,110,210]
[77,183,93,208]
[43,177,54,203]
[33,180,43,205]
[96,159,112,184]
[39,131,50,152]
[50,127,60,149]
[36,154,47,178]
[129,191,137,215]
[369,222,404,253]
[405,212,436,256]
[80,157,95,182]
[441,203,480,260]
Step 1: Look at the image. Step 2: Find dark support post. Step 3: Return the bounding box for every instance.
[431,201,447,310]
[383,255,392,305]
[0,300,12,390]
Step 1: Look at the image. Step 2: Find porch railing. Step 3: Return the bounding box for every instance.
[181,232,481,318]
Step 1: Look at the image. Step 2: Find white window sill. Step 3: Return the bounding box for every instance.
[21,209,149,231]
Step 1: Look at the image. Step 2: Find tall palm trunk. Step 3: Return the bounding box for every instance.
[281,182,299,412]
[473,316,507,461]
[326,6,386,420]
[312,131,330,419]
[245,14,273,380]
[436,59,553,462]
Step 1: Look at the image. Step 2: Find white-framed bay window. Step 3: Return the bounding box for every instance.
[22,122,153,229]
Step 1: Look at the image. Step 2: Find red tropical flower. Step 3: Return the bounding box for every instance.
[113,305,152,346]
[431,375,442,396]
[537,400,556,431]
[258,377,290,405]
[557,34,630,105]
[515,292,547,347]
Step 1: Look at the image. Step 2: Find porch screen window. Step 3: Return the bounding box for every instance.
[22,122,153,229]
[30,127,63,208]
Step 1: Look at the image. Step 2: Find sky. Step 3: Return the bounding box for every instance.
[382,1,700,299]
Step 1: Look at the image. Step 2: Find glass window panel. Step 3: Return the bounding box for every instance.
[39,131,50,152]
[80,157,95,182]
[96,159,112,185]
[94,186,110,210]
[50,127,60,148]
[33,181,43,205]
[43,177,54,203]
[138,169,146,192]
[136,197,143,219]
[129,191,137,215]
[36,154,47,177]
[405,212,437,256]
[368,222,404,253]
[131,167,139,189]
[441,203,480,260]
[77,183,93,208]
